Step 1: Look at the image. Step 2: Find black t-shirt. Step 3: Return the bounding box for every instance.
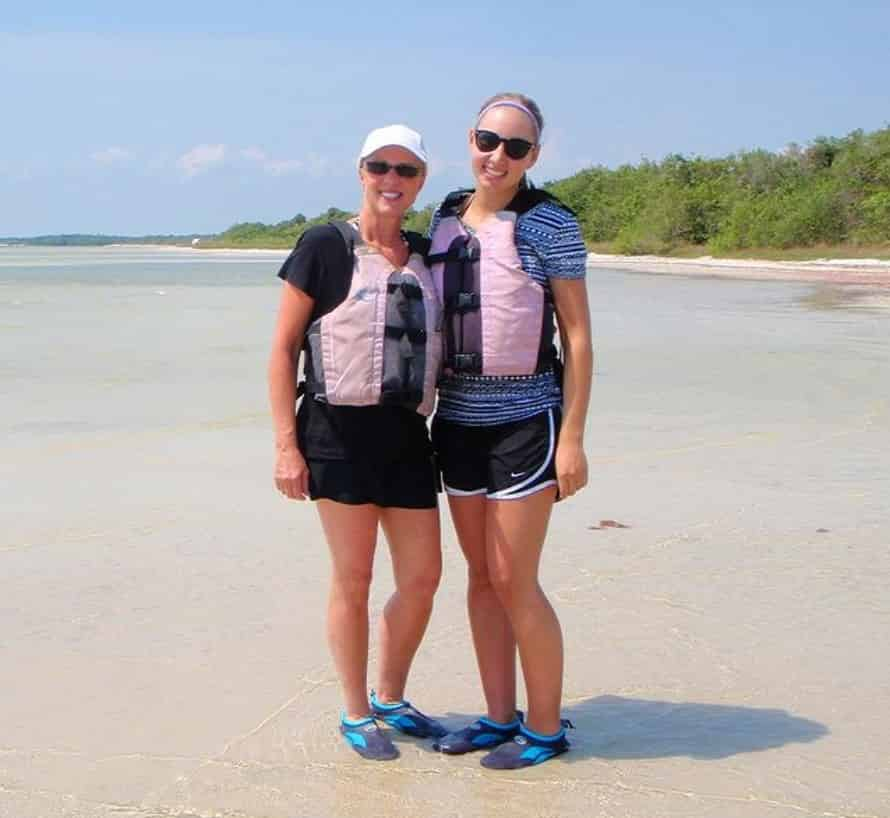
[276,224,433,462]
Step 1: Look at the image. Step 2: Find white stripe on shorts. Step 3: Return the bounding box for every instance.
[443,483,488,497]
[490,479,557,501]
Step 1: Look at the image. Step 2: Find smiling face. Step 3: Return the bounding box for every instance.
[469,105,540,195]
[358,146,426,218]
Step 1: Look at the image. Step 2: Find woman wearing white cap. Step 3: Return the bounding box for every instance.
[427,93,592,769]
[268,125,447,760]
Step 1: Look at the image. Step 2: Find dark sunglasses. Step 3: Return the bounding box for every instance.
[363,160,422,178]
[474,129,536,160]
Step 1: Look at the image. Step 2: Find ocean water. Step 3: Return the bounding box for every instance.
[1,247,288,446]
[3,245,887,444]
[0,245,285,285]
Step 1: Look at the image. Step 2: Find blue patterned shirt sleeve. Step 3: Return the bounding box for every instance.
[536,205,588,280]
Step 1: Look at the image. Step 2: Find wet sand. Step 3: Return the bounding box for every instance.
[2,251,889,817]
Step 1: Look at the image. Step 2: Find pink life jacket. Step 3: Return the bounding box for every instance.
[428,190,556,377]
[303,222,441,416]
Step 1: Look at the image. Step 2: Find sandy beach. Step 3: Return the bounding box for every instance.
[2,247,889,817]
[588,251,890,287]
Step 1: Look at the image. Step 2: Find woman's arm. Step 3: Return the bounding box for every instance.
[551,276,593,499]
[268,281,315,500]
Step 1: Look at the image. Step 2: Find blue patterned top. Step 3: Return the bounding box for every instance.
[428,194,587,426]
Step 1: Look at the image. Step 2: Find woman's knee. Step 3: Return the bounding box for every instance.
[396,563,441,603]
[331,567,374,607]
[467,562,496,596]
[488,565,537,610]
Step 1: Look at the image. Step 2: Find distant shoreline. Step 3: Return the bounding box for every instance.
[125,244,890,285]
[5,242,890,286]
[586,253,890,286]
[107,243,288,255]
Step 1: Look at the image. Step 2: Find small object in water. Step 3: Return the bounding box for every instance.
[816,528,830,533]
[600,519,630,529]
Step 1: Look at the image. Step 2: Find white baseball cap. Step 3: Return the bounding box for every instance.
[357,124,428,168]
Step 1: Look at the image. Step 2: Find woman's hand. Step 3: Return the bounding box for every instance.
[274,445,310,501]
[555,437,588,500]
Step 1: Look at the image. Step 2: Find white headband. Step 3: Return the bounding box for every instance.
[475,100,541,141]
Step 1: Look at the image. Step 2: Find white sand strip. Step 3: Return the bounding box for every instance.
[588,252,890,285]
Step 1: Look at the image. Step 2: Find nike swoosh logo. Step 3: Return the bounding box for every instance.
[510,471,527,478]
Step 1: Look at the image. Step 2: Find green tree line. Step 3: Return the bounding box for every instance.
[212,125,890,254]
[547,125,890,254]
[210,206,432,249]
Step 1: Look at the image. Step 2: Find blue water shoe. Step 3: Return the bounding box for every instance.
[339,715,399,761]
[480,720,573,769]
[370,690,447,739]
[433,712,523,754]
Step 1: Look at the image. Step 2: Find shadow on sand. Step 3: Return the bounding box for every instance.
[558,695,828,761]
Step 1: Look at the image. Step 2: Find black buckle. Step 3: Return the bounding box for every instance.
[448,291,479,313]
[458,244,480,262]
[452,353,480,372]
[385,326,426,342]
[457,291,478,310]
[388,282,422,298]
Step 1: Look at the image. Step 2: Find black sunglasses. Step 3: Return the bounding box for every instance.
[474,129,536,160]
[363,160,422,178]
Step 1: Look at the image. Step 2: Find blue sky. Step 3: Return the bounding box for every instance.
[2,1,888,235]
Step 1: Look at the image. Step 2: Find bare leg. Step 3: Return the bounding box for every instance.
[486,487,564,735]
[374,506,442,702]
[449,494,517,724]
[317,499,379,720]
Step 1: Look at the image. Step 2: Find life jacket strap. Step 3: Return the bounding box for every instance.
[427,242,480,265]
[384,326,427,342]
[448,352,481,373]
[387,281,423,298]
[446,291,480,313]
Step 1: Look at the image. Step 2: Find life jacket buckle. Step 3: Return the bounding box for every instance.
[457,243,479,262]
[451,352,481,372]
[389,281,423,298]
[384,326,427,342]
[451,291,480,312]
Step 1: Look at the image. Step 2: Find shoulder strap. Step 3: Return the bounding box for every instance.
[439,189,473,218]
[328,220,357,266]
[403,230,431,257]
[506,187,577,217]
[505,187,552,215]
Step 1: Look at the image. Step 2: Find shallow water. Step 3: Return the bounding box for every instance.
[2,247,889,818]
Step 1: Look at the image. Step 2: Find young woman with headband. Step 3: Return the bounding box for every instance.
[428,93,593,769]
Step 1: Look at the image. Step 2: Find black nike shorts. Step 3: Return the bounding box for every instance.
[432,408,560,500]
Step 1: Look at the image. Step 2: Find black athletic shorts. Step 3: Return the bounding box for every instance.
[307,454,438,509]
[432,408,560,500]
